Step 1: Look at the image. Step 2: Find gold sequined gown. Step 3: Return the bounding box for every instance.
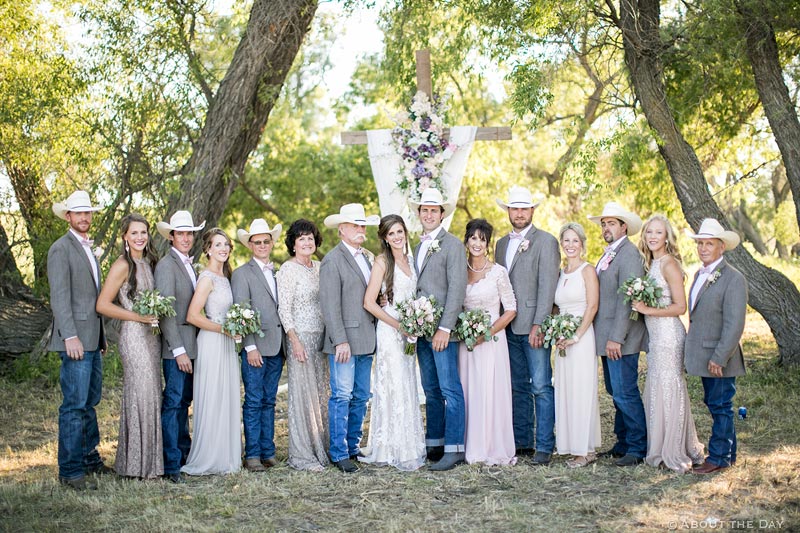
[643,257,704,473]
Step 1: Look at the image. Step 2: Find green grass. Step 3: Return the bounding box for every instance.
[1,313,798,532]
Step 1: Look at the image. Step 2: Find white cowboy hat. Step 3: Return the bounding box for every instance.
[157,211,206,240]
[686,218,740,249]
[587,201,643,235]
[52,190,103,220]
[237,218,282,246]
[496,186,540,210]
[408,188,456,219]
[323,203,380,229]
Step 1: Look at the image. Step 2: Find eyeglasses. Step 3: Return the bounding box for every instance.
[250,239,272,246]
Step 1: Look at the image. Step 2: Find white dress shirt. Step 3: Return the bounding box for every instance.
[70,228,99,288]
[505,224,532,269]
[417,225,442,272]
[690,256,723,311]
[172,247,197,289]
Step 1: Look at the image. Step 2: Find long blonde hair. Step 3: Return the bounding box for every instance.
[638,215,683,273]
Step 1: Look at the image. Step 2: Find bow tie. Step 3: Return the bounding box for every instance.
[353,248,363,256]
[699,265,715,275]
[262,262,274,272]
[80,237,94,247]
[509,232,524,240]
[183,256,194,265]
[420,234,433,242]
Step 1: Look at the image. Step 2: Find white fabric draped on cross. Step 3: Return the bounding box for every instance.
[366,126,478,232]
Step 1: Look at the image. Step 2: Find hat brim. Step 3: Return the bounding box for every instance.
[157,220,206,241]
[323,214,380,229]
[237,225,283,247]
[495,199,540,210]
[685,229,740,249]
[52,203,103,221]
[408,199,456,219]
[587,214,642,235]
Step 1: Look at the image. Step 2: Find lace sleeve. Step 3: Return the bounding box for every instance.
[496,265,517,312]
[276,265,296,332]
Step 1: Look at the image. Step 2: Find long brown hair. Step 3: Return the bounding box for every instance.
[377,214,409,304]
[120,213,158,300]
[201,228,233,280]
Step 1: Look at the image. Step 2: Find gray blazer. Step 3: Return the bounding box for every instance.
[414,228,467,331]
[320,241,377,355]
[593,237,648,356]
[47,232,105,352]
[495,226,560,335]
[231,259,283,357]
[154,249,198,360]
[685,258,747,377]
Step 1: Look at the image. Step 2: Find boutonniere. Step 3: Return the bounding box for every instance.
[363,249,375,263]
[92,247,104,259]
[193,262,203,275]
[598,251,616,272]
[517,239,530,254]
[707,270,721,285]
[426,239,441,259]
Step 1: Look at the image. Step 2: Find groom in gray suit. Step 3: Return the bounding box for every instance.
[320,203,379,473]
[589,202,648,467]
[495,186,560,465]
[155,210,205,483]
[411,188,468,471]
[232,219,285,472]
[48,190,108,490]
[685,219,747,474]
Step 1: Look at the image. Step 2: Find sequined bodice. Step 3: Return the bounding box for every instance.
[199,271,233,323]
[649,257,673,308]
[119,258,155,310]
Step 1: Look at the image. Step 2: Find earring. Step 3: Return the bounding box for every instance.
[124,241,129,253]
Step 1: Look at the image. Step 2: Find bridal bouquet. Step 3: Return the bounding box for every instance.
[131,289,176,335]
[618,275,663,320]
[453,308,496,352]
[223,303,263,352]
[541,313,582,357]
[395,295,443,355]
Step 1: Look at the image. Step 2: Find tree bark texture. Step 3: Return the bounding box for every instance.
[615,0,800,365]
[0,221,24,294]
[737,0,800,231]
[164,0,318,256]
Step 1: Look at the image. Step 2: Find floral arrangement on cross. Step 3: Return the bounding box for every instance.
[392,91,455,201]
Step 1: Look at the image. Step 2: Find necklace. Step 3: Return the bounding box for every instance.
[295,258,314,271]
[468,258,490,273]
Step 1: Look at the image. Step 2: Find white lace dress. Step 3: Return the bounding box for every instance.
[359,261,426,471]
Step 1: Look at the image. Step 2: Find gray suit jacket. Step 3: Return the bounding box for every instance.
[495,226,560,335]
[231,259,283,357]
[320,241,377,355]
[414,228,467,331]
[593,237,648,356]
[47,232,105,352]
[154,249,198,359]
[685,258,747,377]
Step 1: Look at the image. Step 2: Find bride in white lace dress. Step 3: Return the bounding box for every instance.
[360,215,425,471]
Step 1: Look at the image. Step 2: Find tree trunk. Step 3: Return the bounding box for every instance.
[164,0,318,256]
[614,0,800,365]
[0,221,24,295]
[729,200,769,256]
[737,0,800,231]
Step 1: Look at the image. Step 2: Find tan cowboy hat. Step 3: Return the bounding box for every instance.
[496,186,540,210]
[237,218,282,246]
[52,190,103,220]
[157,211,206,240]
[686,218,740,249]
[587,202,643,235]
[323,203,380,229]
[408,187,456,219]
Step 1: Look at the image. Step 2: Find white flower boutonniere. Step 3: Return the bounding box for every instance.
[426,239,441,259]
[193,262,203,275]
[517,239,530,254]
[708,270,722,285]
[92,247,104,259]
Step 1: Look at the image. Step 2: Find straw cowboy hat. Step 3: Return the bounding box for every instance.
[408,188,456,219]
[496,186,541,210]
[156,211,206,240]
[686,218,740,249]
[52,190,103,220]
[323,203,380,229]
[587,201,643,235]
[237,218,282,246]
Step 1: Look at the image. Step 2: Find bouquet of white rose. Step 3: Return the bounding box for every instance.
[618,275,663,320]
[223,303,263,352]
[541,313,583,357]
[453,308,496,352]
[395,295,443,355]
[131,289,176,335]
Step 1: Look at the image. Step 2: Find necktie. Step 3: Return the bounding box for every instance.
[80,237,94,247]
[420,234,432,242]
[262,262,274,272]
[509,232,523,240]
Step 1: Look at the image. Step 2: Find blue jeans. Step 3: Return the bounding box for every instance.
[58,350,103,480]
[601,354,647,457]
[161,358,193,474]
[701,377,737,467]
[241,351,284,460]
[328,353,372,462]
[417,338,465,452]
[506,331,555,453]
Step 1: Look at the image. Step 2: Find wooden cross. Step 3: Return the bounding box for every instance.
[340,50,512,145]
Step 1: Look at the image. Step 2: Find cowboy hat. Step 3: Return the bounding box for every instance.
[157,211,206,240]
[587,202,643,235]
[323,203,380,229]
[52,190,103,220]
[686,218,740,249]
[237,218,282,246]
[496,186,540,210]
[408,188,456,219]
